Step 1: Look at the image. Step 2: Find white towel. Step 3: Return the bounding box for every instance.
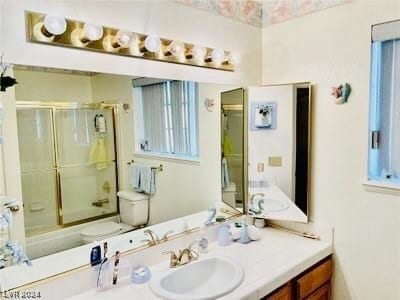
[129,163,155,194]
[221,157,230,189]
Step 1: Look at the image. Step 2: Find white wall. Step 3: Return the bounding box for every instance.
[262,1,400,299]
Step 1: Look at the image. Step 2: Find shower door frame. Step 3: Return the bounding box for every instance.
[221,87,249,213]
[16,101,120,235]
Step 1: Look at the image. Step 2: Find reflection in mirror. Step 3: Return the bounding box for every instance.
[10,65,237,262]
[220,89,248,212]
[247,83,311,223]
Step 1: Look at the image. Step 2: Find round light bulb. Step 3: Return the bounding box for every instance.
[169,41,184,57]
[192,45,206,63]
[83,24,103,41]
[44,15,67,35]
[228,53,241,65]
[211,49,225,65]
[144,35,161,53]
[116,30,133,48]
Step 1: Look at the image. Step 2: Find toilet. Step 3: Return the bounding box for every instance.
[80,190,149,243]
[222,182,237,208]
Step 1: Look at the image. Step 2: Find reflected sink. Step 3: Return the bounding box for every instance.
[259,197,289,212]
[249,195,289,215]
[149,257,244,300]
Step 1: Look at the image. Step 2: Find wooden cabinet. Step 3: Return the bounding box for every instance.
[264,283,292,300]
[262,256,332,300]
[304,282,331,300]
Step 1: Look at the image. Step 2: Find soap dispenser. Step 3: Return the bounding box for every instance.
[238,216,251,244]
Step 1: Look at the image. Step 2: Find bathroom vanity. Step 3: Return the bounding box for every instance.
[22,224,332,300]
[264,257,332,300]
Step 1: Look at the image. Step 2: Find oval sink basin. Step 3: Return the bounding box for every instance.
[249,195,289,215]
[259,197,289,212]
[149,257,244,300]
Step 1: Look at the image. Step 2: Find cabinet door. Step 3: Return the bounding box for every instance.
[296,258,332,299]
[264,283,292,300]
[304,282,330,300]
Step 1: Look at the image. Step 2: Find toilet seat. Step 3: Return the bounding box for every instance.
[81,222,122,241]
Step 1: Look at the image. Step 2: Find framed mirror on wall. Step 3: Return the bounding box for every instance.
[3,65,241,264]
[220,83,312,223]
[247,83,311,223]
[220,88,248,212]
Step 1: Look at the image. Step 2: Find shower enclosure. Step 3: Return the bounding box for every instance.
[221,88,248,210]
[16,102,119,236]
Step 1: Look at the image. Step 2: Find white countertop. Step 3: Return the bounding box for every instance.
[67,227,333,300]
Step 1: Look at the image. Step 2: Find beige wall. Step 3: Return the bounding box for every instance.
[14,69,92,102]
[262,1,400,299]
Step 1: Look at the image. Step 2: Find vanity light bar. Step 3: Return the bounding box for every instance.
[25,11,236,72]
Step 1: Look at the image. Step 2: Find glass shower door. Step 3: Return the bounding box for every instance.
[55,108,117,224]
[17,108,58,235]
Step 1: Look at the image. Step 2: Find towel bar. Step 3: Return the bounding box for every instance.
[127,160,163,172]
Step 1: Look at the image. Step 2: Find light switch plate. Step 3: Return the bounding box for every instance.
[257,162,264,172]
[268,156,282,167]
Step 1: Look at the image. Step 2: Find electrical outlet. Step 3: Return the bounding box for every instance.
[257,162,264,172]
[268,156,282,167]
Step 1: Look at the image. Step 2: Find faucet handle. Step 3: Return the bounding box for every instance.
[178,248,199,266]
[162,251,179,268]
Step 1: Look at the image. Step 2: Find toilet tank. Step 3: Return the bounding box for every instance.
[117,190,149,227]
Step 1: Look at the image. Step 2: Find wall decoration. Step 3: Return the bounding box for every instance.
[204,97,215,112]
[0,56,17,92]
[331,83,351,104]
[250,102,277,130]
[176,0,353,28]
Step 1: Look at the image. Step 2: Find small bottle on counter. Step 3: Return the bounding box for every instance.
[197,224,209,253]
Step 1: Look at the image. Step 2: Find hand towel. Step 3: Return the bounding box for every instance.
[88,137,108,170]
[129,163,155,194]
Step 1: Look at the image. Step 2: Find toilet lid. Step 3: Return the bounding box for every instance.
[81,222,122,237]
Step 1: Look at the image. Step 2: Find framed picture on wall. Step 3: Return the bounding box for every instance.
[250,102,277,130]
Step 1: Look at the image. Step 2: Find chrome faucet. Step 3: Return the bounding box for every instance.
[163,242,199,268]
[142,229,174,246]
[250,193,265,205]
[143,229,160,246]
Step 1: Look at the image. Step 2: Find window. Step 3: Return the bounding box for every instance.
[368,20,400,183]
[133,80,199,159]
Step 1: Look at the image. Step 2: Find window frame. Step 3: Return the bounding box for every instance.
[133,80,200,162]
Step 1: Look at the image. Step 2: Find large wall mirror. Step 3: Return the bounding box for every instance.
[221,83,311,223]
[9,65,239,261]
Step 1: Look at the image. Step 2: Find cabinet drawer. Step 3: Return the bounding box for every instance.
[296,258,332,299]
[264,283,292,300]
[304,282,331,300]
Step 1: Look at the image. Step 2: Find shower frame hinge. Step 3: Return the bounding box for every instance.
[371,130,380,149]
